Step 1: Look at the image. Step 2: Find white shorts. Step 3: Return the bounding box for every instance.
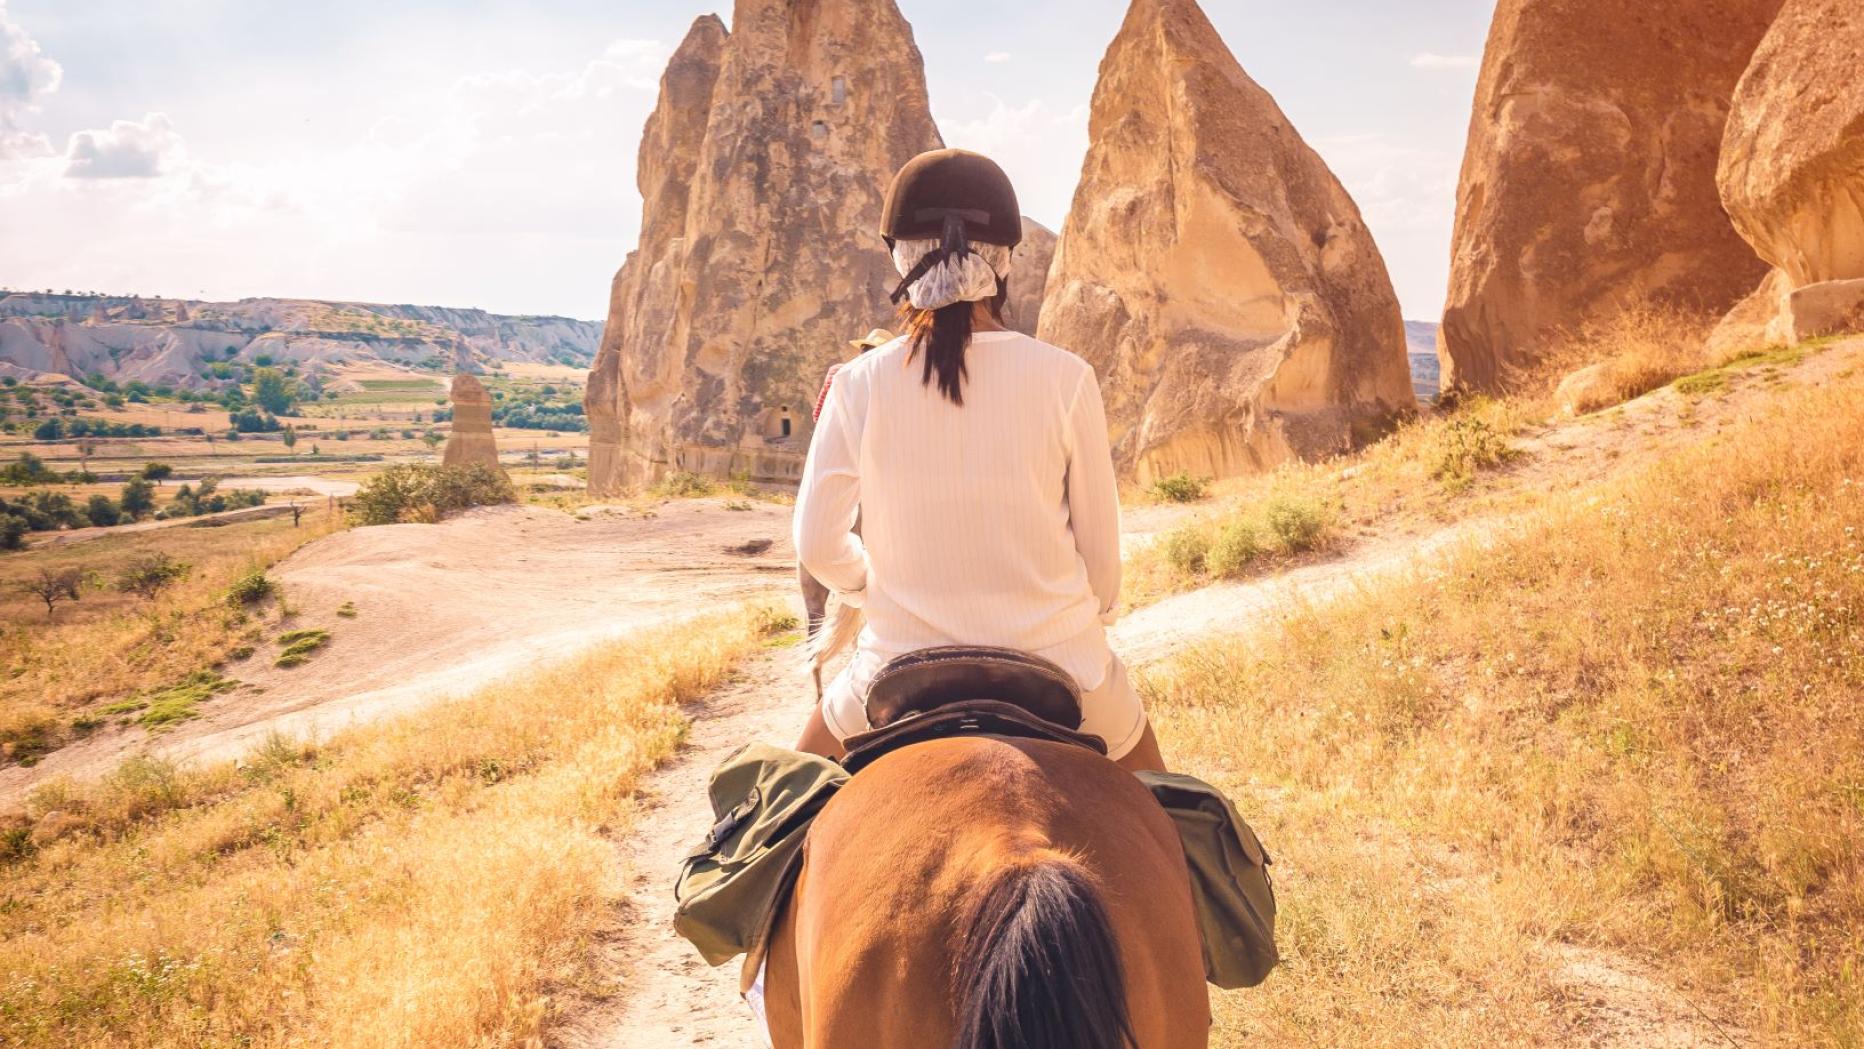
[821,652,1149,761]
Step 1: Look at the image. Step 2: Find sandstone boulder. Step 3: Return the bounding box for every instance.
[1712,0,1864,347]
[1704,267,1794,359]
[585,1,942,492]
[1005,217,1057,336]
[1719,0,1864,288]
[1438,0,1781,393]
[1036,0,1413,483]
[442,373,502,472]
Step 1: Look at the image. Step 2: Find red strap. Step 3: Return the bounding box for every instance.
[812,363,843,422]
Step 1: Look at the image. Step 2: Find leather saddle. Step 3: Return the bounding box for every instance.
[841,646,1106,774]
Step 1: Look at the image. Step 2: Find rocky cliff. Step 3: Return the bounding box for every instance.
[1036,0,1413,483]
[585,1,943,493]
[1438,0,1781,393]
[0,293,599,391]
[1005,217,1058,336]
[1713,0,1864,347]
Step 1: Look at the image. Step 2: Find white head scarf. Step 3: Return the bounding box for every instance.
[890,238,1013,312]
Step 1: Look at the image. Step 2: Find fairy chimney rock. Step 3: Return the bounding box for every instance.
[442,373,502,472]
[1714,0,1864,346]
[585,1,942,492]
[1437,0,1781,393]
[1037,0,1414,484]
[1006,217,1058,336]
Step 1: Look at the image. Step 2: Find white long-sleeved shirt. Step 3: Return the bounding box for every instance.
[793,329,1123,694]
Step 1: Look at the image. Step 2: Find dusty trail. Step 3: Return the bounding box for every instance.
[554,651,810,1049]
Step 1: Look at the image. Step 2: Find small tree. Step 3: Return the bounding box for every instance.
[282,426,298,450]
[75,440,98,473]
[253,367,295,415]
[422,432,443,453]
[141,462,173,484]
[120,478,156,519]
[117,553,189,604]
[17,567,83,620]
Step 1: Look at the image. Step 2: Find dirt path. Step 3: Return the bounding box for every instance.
[553,651,810,1049]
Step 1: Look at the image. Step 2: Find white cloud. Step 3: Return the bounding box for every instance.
[1410,53,1477,71]
[64,113,185,178]
[0,0,61,158]
[983,51,1011,64]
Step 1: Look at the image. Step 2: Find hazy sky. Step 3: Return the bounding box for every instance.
[0,0,1493,321]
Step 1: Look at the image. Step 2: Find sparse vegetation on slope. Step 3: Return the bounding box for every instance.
[1147,378,1864,1047]
[0,606,788,1049]
[347,463,515,525]
[0,514,339,766]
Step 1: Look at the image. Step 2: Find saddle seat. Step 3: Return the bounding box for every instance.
[841,646,1107,774]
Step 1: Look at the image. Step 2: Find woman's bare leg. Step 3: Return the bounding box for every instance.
[1115,723,1167,774]
[796,705,847,760]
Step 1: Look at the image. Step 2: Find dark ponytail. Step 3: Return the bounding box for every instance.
[900,278,1009,407]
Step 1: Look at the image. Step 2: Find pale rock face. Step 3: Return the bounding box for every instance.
[1719,0,1864,288]
[585,2,943,493]
[442,373,502,472]
[1438,0,1780,393]
[1036,0,1413,484]
[1711,0,1864,347]
[1005,217,1058,336]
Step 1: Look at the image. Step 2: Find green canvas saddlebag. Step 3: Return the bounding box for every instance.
[673,743,848,969]
[672,746,1277,991]
[1136,771,1279,989]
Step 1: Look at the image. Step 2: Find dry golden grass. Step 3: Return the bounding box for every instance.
[1147,378,1864,1047]
[0,510,342,764]
[0,606,784,1048]
[1543,306,1716,415]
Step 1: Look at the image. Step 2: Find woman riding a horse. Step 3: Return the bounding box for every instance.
[793,147,1166,774]
[768,149,1211,1048]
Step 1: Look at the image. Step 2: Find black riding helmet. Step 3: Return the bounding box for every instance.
[881,148,1021,305]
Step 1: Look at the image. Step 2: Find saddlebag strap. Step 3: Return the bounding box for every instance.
[841,699,1107,775]
[865,646,1084,731]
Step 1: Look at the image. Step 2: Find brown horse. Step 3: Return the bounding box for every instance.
[762,734,1210,1048]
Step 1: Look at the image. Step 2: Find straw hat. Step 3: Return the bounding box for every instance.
[849,328,896,351]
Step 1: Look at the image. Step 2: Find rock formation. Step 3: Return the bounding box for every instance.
[1714,0,1864,347]
[1005,218,1058,336]
[1036,0,1413,483]
[1437,0,1782,393]
[584,2,943,493]
[441,373,503,472]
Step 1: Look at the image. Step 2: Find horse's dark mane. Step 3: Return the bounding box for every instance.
[951,855,1137,1049]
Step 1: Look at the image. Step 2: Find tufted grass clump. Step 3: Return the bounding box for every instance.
[275,628,331,668]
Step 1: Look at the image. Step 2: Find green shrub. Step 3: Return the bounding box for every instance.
[1431,413,1515,490]
[225,569,275,606]
[1206,520,1264,577]
[0,512,27,551]
[1265,497,1329,553]
[275,628,330,668]
[1149,472,1210,504]
[652,471,715,498]
[1162,527,1211,576]
[348,464,515,526]
[336,601,358,618]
